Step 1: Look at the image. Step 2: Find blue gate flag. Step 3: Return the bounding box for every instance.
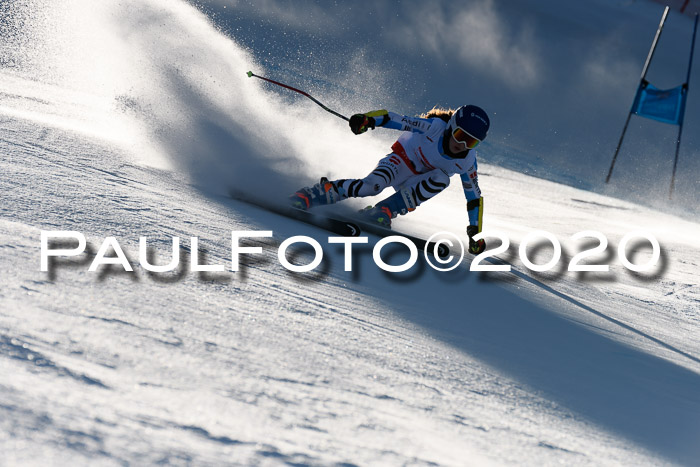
[631,82,687,125]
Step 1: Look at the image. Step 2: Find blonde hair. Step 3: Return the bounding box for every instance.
[420,106,454,123]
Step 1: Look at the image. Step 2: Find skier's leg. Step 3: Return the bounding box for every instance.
[290,153,415,209]
[362,169,451,227]
[334,153,417,198]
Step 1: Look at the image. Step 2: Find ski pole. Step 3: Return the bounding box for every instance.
[246,71,349,122]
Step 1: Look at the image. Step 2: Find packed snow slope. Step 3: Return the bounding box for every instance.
[1,0,700,465]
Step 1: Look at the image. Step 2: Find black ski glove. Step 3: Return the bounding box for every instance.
[466,225,486,255]
[349,114,376,134]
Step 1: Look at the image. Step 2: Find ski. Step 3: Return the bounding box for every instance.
[351,218,451,259]
[228,190,450,259]
[228,190,361,237]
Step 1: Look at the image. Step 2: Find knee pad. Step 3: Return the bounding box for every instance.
[361,173,386,194]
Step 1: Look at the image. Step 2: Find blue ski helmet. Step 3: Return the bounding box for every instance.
[447,105,490,150]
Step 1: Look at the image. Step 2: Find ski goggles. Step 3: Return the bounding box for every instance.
[452,127,481,150]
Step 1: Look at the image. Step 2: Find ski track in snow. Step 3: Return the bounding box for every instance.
[2,0,700,465]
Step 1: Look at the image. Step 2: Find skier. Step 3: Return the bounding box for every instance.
[290,105,488,254]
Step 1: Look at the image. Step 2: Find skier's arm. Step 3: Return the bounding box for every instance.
[460,167,483,230]
[460,166,485,254]
[378,111,433,133]
[349,110,433,134]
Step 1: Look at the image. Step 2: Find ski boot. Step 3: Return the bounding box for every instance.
[360,205,394,228]
[358,186,419,228]
[289,177,346,210]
